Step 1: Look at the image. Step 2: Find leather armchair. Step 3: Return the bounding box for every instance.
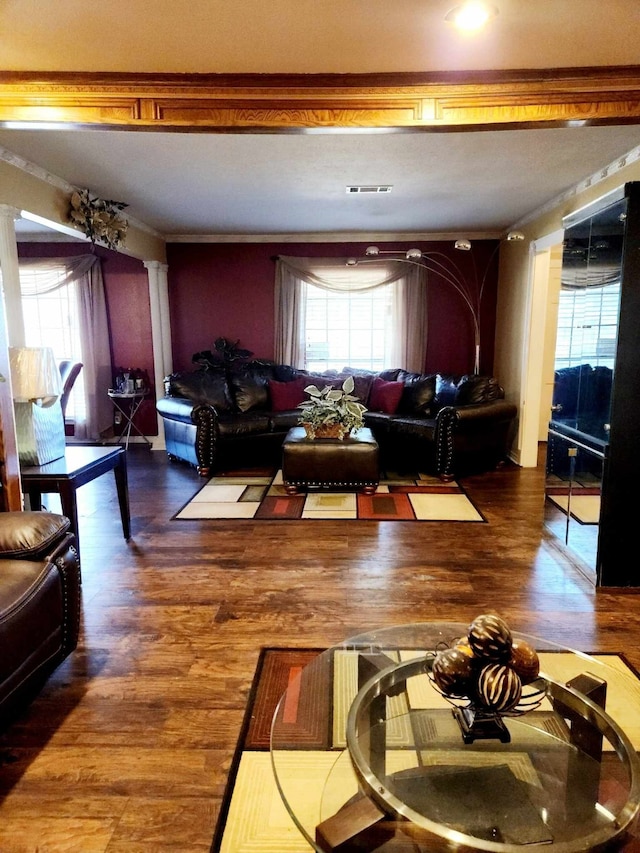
[0,511,81,728]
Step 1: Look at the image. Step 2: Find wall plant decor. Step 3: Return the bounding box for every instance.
[68,189,128,249]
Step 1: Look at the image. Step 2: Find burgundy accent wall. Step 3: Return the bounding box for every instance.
[16,236,500,442]
[167,240,499,377]
[17,243,157,436]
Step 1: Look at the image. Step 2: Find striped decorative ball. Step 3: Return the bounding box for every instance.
[454,639,475,659]
[468,614,513,662]
[432,647,475,698]
[509,639,540,684]
[477,663,522,712]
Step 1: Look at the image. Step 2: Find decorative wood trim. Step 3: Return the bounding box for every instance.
[1,68,640,131]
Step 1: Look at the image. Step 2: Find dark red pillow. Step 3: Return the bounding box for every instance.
[268,377,308,411]
[368,376,404,414]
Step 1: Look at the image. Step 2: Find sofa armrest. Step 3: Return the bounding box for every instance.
[449,399,518,427]
[0,512,71,559]
[156,397,219,476]
[434,401,517,480]
[156,395,221,422]
[47,531,82,655]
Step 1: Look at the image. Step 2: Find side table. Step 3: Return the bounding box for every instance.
[107,389,152,450]
[21,445,131,560]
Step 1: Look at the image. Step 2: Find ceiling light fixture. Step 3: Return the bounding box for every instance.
[445,2,498,32]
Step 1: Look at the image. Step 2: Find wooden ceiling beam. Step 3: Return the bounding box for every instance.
[1,68,640,132]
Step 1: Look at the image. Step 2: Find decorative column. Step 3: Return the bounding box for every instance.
[0,205,24,508]
[0,205,25,346]
[144,260,171,450]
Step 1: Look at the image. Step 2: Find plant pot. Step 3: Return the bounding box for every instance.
[302,423,349,440]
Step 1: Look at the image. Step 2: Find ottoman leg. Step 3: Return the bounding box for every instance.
[285,483,299,495]
[362,484,376,496]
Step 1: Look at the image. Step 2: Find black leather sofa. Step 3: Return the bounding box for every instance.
[0,511,81,728]
[156,361,517,481]
[550,363,613,442]
[547,363,613,479]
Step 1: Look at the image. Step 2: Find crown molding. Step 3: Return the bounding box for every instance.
[0,143,162,239]
[1,68,640,131]
[512,143,640,229]
[165,231,503,244]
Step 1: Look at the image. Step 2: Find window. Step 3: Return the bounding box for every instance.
[304,282,394,372]
[20,266,85,422]
[555,282,620,371]
[274,256,427,373]
[16,255,113,442]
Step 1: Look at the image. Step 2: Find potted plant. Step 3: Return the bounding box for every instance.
[192,337,254,371]
[298,375,367,439]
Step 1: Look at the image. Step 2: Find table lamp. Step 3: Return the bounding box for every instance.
[9,346,66,466]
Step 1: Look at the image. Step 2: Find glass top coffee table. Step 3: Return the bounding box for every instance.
[270,622,640,852]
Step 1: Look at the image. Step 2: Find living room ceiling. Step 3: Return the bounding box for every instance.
[2,0,640,241]
[4,125,640,240]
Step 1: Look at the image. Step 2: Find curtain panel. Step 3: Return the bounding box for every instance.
[18,256,113,441]
[274,256,427,372]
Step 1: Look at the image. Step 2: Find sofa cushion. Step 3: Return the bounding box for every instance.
[348,374,375,406]
[363,411,396,432]
[167,368,233,411]
[300,372,341,390]
[388,415,437,441]
[368,377,404,414]
[216,412,272,437]
[341,367,376,376]
[456,374,503,405]
[269,410,303,432]
[297,372,373,406]
[553,363,594,421]
[0,512,70,558]
[398,374,436,416]
[273,364,302,382]
[268,377,307,411]
[434,374,460,408]
[229,362,279,412]
[377,368,402,381]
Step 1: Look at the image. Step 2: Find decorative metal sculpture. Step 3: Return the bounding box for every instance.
[426,613,544,742]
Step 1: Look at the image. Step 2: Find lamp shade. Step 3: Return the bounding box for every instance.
[9,347,62,407]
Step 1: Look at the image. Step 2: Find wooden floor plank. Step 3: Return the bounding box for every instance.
[1,446,639,851]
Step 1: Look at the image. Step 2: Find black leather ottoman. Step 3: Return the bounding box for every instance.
[282,426,379,495]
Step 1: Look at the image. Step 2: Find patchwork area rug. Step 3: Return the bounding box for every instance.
[175,469,485,522]
[211,647,640,852]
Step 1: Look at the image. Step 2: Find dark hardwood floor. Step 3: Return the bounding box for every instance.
[1,446,639,851]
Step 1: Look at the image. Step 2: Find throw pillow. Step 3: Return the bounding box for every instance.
[368,376,404,414]
[268,377,308,411]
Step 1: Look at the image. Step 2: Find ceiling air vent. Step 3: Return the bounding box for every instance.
[346,185,393,194]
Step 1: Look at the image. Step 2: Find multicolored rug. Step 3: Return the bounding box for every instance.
[210,647,640,853]
[174,469,485,522]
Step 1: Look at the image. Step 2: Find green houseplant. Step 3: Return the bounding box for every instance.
[298,375,367,439]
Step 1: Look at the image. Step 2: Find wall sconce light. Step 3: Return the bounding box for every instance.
[9,346,66,466]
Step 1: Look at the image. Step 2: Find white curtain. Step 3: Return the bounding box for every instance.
[19,255,113,440]
[274,256,427,372]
